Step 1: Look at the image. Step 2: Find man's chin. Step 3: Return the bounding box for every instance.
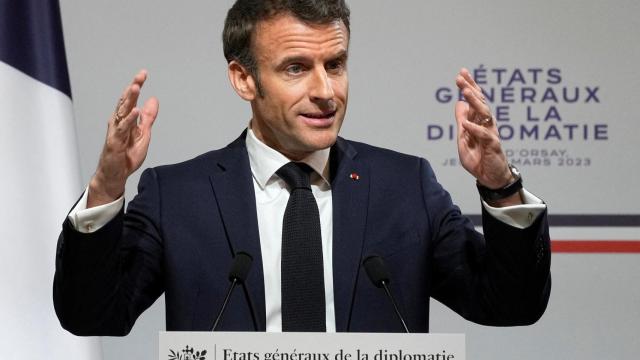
[307,132,339,150]
[280,136,337,160]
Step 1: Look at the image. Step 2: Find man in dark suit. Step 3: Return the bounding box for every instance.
[54,0,550,335]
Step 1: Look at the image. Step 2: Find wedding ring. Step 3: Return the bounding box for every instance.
[480,116,493,125]
[114,112,124,125]
[114,97,125,124]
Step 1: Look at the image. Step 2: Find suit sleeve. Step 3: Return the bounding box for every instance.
[420,158,551,326]
[53,168,165,336]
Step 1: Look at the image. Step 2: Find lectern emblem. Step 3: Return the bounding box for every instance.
[168,345,207,360]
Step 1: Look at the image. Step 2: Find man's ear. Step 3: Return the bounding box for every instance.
[228,60,257,101]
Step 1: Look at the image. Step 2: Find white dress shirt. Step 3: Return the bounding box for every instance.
[244,127,336,331]
[67,127,546,332]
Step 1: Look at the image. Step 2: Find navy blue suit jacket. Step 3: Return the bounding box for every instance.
[54,134,551,335]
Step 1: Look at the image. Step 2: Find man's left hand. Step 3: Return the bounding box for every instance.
[454,68,521,205]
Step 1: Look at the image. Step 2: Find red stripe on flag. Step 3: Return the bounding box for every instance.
[552,240,640,253]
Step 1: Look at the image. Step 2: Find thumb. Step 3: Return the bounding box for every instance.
[455,101,469,127]
[133,97,159,154]
[140,97,159,130]
[454,101,468,137]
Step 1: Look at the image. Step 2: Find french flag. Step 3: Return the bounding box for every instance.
[0,1,101,358]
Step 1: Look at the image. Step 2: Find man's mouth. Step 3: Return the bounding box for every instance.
[299,110,337,128]
[301,110,337,119]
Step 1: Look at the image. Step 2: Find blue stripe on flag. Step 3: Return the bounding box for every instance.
[0,0,72,97]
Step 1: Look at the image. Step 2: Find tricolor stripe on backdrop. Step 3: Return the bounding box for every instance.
[0,1,101,358]
[466,215,640,253]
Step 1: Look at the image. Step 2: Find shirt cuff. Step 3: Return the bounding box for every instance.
[482,188,546,229]
[67,187,124,233]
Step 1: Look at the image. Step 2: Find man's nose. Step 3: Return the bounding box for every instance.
[309,68,334,102]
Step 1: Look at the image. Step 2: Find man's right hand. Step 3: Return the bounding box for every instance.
[87,70,159,208]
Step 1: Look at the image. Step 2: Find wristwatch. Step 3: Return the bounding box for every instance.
[476,164,522,201]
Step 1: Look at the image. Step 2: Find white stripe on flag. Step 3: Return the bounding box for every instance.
[0,62,102,359]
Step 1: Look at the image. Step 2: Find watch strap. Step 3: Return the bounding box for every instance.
[476,165,523,201]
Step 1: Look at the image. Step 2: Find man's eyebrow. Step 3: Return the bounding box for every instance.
[278,55,310,67]
[330,50,348,62]
[277,50,349,67]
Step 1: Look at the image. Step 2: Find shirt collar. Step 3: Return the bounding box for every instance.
[245,126,331,190]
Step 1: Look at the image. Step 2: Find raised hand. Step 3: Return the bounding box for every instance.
[88,70,159,208]
[454,68,520,205]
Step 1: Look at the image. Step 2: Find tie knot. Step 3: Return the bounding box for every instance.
[277,162,313,190]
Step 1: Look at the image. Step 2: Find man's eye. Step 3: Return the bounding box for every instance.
[327,60,344,73]
[286,64,304,74]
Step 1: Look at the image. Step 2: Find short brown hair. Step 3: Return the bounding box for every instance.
[223,0,350,93]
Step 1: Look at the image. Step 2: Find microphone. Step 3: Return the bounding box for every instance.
[211,252,253,331]
[363,256,410,333]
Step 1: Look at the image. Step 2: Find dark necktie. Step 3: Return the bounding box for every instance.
[277,162,326,332]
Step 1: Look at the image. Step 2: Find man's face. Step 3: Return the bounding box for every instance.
[249,14,349,160]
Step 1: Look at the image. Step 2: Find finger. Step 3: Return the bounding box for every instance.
[455,70,477,93]
[455,100,495,141]
[460,68,488,109]
[455,73,490,120]
[456,73,486,107]
[456,70,487,114]
[132,69,148,87]
[454,101,467,129]
[114,70,148,119]
[461,87,490,119]
[134,98,159,151]
[139,97,159,131]
[460,114,493,143]
[116,108,139,132]
[454,101,467,140]
[116,83,141,119]
[455,102,478,152]
[460,68,483,94]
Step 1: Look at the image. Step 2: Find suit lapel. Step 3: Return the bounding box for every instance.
[208,133,266,331]
[330,138,370,332]
[203,135,369,332]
